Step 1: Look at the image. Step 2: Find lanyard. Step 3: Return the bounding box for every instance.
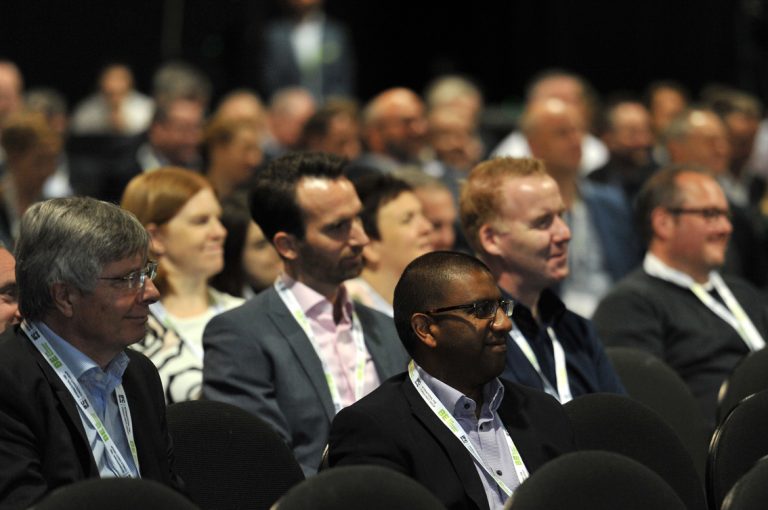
[644,255,765,352]
[509,323,573,403]
[274,279,367,414]
[408,361,528,496]
[22,320,140,478]
[147,297,222,362]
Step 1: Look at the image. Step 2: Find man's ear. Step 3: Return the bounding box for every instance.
[273,232,300,261]
[650,206,674,241]
[478,223,503,257]
[145,223,165,257]
[411,313,437,349]
[50,282,77,318]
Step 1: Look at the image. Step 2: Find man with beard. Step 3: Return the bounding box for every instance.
[202,152,408,475]
[327,251,573,510]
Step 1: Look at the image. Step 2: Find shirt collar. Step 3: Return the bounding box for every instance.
[279,273,354,320]
[34,320,130,381]
[644,252,716,291]
[415,362,505,416]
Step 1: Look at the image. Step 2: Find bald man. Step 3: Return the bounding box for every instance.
[492,70,608,174]
[348,87,428,177]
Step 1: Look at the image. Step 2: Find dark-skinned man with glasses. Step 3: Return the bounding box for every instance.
[327,251,574,510]
[0,197,183,509]
[594,165,768,429]
[460,157,625,404]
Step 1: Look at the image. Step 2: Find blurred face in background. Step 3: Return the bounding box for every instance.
[242,221,283,291]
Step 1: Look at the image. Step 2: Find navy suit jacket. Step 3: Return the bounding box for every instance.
[0,327,182,509]
[202,285,408,475]
[327,373,575,510]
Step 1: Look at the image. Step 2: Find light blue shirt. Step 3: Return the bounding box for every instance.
[416,364,519,509]
[36,321,139,478]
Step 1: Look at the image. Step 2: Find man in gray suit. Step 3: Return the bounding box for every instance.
[202,152,408,475]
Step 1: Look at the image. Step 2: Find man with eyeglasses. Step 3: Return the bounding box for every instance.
[594,165,768,428]
[460,157,625,404]
[326,251,574,510]
[0,197,183,508]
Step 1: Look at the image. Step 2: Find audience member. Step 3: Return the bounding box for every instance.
[350,87,428,176]
[0,60,22,128]
[210,192,283,299]
[0,245,19,333]
[121,167,243,403]
[396,168,459,251]
[424,74,484,131]
[70,64,154,136]
[0,60,23,165]
[0,197,182,508]
[644,80,689,166]
[0,111,62,246]
[345,174,432,316]
[593,166,768,428]
[664,107,768,287]
[202,152,408,475]
[461,157,625,401]
[588,97,658,204]
[300,98,362,160]
[327,251,574,510]
[520,98,639,317]
[493,70,608,174]
[261,0,355,101]
[24,87,73,199]
[104,96,205,202]
[263,86,316,161]
[203,116,263,200]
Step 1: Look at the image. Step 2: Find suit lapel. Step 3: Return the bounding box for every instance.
[496,382,549,473]
[356,306,390,380]
[402,377,489,510]
[267,287,336,421]
[22,332,98,476]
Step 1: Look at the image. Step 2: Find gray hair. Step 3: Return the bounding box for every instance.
[16,197,150,320]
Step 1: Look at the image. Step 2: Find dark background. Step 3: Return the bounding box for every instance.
[1,0,767,109]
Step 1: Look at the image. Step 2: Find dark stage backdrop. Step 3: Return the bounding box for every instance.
[0,0,764,108]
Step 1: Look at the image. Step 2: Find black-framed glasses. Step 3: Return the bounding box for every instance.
[424,298,514,321]
[99,260,158,290]
[667,207,731,222]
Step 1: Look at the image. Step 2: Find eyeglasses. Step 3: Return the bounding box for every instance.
[425,298,514,321]
[667,207,731,222]
[99,260,158,290]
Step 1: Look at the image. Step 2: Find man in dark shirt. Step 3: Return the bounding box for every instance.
[460,157,625,402]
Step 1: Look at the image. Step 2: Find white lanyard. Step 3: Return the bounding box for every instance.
[509,322,573,403]
[644,255,765,352]
[147,298,222,362]
[274,279,367,414]
[408,361,528,496]
[22,320,140,478]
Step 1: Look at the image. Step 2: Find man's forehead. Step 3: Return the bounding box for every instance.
[675,172,725,202]
[499,174,561,213]
[297,176,360,218]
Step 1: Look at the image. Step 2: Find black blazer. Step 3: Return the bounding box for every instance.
[327,372,575,510]
[0,327,183,509]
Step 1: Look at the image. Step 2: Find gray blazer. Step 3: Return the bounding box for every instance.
[201,285,408,475]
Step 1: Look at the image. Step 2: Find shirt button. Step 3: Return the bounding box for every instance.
[496,470,503,476]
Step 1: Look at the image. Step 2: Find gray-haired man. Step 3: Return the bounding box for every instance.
[0,197,183,509]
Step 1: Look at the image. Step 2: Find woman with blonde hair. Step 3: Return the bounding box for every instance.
[121,166,243,402]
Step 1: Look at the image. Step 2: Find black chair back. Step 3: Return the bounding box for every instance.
[564,393,706,510]
[167,399,305,510]
[31,478,198,510]
[717,347,768,424]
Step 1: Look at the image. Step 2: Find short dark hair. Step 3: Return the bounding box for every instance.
[352,174,412,241]
[634,164,711,246]
[393,251,491,355]
[249,151,347,242]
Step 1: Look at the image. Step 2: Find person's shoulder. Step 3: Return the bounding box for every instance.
[212,286,276,322]
[343,373,408,411]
